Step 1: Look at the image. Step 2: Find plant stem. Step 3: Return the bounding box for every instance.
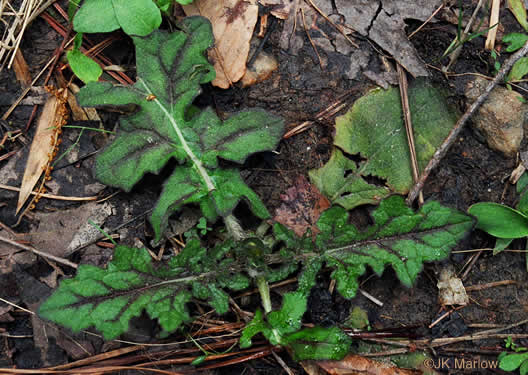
[224,214,245,241]
[257,275,272,313]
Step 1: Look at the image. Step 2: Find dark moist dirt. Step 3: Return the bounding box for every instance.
[1,1,528,374]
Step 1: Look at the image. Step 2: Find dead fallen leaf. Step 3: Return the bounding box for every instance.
[273,175,330,237]
[259,0,294,19]
[316,354,422,375]
[19,201,113,259]
[12,49,31,88]
[335,0,442,77]
[183,0,258,88]
[17,88,68,213]
[278,0,441,80]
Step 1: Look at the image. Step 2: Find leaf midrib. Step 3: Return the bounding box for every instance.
[138,78,215,191]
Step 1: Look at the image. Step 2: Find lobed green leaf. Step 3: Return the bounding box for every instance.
[79,17,284,241]
[39,242,245,339]
[317,196,473,298]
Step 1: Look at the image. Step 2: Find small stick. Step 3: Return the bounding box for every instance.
[465,280,517,291]
[358,288,383,307]
[0,183,98,201]
[408,3,444,39]
[0,235,78,268]
[0,297,34,315]
[301,8,324,69]
[397,63,423,205]
[272,351,295,375]
[406,39,528,204]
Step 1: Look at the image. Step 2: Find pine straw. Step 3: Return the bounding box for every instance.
[0,0,56,71]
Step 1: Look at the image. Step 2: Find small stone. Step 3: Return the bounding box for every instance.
[437,265,469,306]
[465,77,526,157]
[241,51,278,87]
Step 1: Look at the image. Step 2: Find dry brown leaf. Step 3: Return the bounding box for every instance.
[16,89,68,213]
[273,175,330,237]
[317,354,422,375]
[19,201,114,259]
[182,0,258,88]
[259,0,294,19]
[12,49,31,87]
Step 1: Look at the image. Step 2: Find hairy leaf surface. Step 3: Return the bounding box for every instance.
[39,240,248,339]
[316,196,473,298]
[40,196,472,357]
[78,17,284,240]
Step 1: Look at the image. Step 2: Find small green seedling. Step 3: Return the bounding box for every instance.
[66,0,194,83]
[196,217,212,235]
[66,33,102,83]
[491,49,501,74]
[498,337,528,374]
[441,1,494,60]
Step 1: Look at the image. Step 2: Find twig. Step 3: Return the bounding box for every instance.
[47,346,145,371]
[301,8,324,69]
[408,3,444,39]
[460,250,482,280]
[358,288,383,307]
[465,280,517,291]
[272,351,295,375]
[283,89,358,138]
[0,235,78,268]
[0,297,34,315]
[429,309,454,329]
[247,17,276,68]
[406,39,528,204]
[361,348,410,357]
[397,63,423,205]
[0,183,98,201]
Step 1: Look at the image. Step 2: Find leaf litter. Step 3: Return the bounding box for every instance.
[182,0,259,88]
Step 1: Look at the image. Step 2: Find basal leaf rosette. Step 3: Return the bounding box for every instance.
[78,17,284,241]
